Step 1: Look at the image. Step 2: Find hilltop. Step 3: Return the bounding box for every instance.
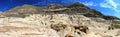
[0,2,120,37]
[0,2,119,24]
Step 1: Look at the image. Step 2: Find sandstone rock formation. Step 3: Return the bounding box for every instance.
[0,2,120,37]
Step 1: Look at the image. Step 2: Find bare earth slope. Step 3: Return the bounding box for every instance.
[0,2,120,37]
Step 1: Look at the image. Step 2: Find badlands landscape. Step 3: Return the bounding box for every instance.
[0,2,120,37]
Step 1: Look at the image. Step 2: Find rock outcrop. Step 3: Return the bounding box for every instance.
[0,2,120,37]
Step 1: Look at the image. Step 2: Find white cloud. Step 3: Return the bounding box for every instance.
[83,1,97,6]
[100,2,112,8]
[100,0,119,12]
[108,0,118,8]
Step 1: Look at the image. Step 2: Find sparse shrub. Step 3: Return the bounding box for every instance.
[51,23,67,31]
[113,24,120,28]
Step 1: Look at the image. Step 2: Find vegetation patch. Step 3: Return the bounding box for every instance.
[113,24,120,28]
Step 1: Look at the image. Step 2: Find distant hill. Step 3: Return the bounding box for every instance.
[0,2,120,23]
[6,4,43,13]
[0,2,120,37]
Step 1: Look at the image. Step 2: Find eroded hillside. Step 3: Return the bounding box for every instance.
[0,2,120,37]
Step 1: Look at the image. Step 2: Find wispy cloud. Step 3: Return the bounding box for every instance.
[83,1,97,6]
[100,0,119,12]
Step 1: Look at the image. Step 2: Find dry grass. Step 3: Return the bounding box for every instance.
[113,24,120,28]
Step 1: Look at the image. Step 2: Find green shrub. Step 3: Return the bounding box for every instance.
[113,24,120,28]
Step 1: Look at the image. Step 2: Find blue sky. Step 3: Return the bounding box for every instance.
[0,0,120,18]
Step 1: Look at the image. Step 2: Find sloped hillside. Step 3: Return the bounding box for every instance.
[0,2,120,37]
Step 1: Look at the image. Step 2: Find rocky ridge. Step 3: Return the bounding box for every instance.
[0,2,120,37]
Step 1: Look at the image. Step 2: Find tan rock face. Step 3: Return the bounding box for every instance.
[0,13,119,37]
[47,4,64,9]
[0,2,120,37]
